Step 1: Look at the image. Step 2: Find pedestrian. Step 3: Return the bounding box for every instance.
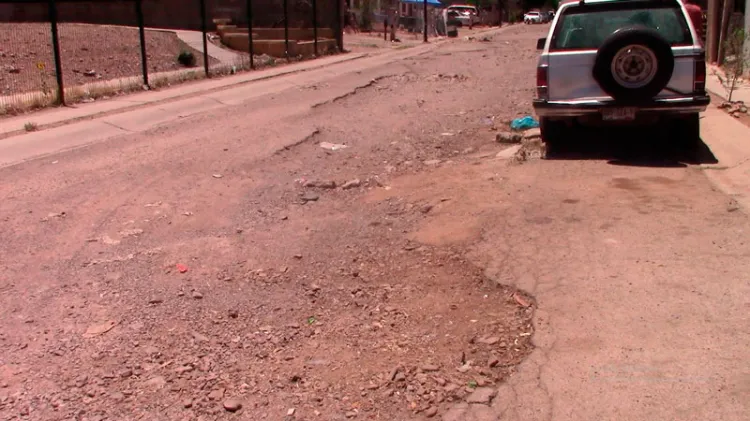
[683,0,704,43]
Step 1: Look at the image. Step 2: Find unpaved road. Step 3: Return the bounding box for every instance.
[1,24,749,421]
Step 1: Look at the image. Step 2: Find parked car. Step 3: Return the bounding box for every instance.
[446,5,480,27]
[524,11,543,24]
[541,11,555,23]
[532,0,709,146]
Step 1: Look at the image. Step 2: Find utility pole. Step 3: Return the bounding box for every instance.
[717,0,735,64]
[707,0,719,62]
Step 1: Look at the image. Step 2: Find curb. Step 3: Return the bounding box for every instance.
[699,104,750,212]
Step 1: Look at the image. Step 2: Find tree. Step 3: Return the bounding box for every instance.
[716,28,750,102]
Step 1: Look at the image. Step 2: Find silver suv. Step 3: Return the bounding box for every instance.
[533,0,709,146]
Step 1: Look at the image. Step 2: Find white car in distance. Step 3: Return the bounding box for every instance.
[446,5,480,27]
[524,11,543,24]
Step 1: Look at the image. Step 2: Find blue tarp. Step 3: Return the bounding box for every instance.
[400,0,444,7]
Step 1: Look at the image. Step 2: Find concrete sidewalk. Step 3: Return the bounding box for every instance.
[702,66,750,211]
[174,30,242,65]
[701,105,750,210]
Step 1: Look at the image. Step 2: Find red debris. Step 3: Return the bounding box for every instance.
[176,264,189,274]
[513,293,532,308]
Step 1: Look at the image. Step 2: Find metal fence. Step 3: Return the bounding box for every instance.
[0,0,343,115]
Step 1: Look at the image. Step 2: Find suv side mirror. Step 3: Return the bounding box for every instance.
[536,38,546,50]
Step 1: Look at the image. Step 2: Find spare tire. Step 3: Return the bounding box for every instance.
[593,27,674,102]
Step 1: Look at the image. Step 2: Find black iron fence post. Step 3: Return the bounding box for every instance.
[283,0,289,58]
[246,0,254,69]
[135,0,149,87]
[312,0,318,56]
[335,0,343,51]
[199,0,210,77]
[48,0,65,105]
[423,0,428,43]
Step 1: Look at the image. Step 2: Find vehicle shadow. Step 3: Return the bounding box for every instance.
[545,125,718,167]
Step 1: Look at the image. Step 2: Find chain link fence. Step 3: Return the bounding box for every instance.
[0,0,343,115]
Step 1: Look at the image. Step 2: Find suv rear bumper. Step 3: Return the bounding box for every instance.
[533,96,710,118]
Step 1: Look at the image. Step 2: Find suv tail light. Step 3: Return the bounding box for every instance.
[694,56,706,94]
[536,65,549,99]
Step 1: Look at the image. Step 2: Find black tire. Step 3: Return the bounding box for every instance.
[593,27,674,102]
[540,117,567,151]
[674,113,700,147]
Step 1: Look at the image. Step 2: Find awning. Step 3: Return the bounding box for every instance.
[400,0,444,7]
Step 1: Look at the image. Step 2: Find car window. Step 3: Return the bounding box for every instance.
[449,6,476,13]
[551,4,691,50]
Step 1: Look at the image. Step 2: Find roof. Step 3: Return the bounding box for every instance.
[401,0,444,6]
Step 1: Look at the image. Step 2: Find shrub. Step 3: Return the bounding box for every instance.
[177,50,197,67]
[717,28,749,102]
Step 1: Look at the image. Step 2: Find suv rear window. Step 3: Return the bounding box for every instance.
[551,2,692,50]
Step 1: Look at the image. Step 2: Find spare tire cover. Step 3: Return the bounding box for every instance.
[592,27,674,102]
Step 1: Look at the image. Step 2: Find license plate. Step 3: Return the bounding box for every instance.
[602,107,637,121]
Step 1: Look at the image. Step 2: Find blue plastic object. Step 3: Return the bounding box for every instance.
[510,116,540,131]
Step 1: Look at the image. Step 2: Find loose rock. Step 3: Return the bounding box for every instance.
[496,132,522,144]
[143,376,166,389]
[425,406,439,418]
[465,387,496,404]
[421,363,440,372]
[223,398,242,412]
[317,180,337,189]
[342,179,362,189]
[208,389,225,400]
[301,192,320,203]
[478,336,500,345]
[523,128,542,139]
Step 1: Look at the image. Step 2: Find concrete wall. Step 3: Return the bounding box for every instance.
[222,35,337,57]
[218,25,335,40]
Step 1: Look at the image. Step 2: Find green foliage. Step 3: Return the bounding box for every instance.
[177,50,197,67]
[718,28,750,102]
[360,0,373,31]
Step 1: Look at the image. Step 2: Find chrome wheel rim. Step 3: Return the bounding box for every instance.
[610,44,658,89]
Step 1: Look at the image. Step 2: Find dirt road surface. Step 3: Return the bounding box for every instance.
[1,25,749,421]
